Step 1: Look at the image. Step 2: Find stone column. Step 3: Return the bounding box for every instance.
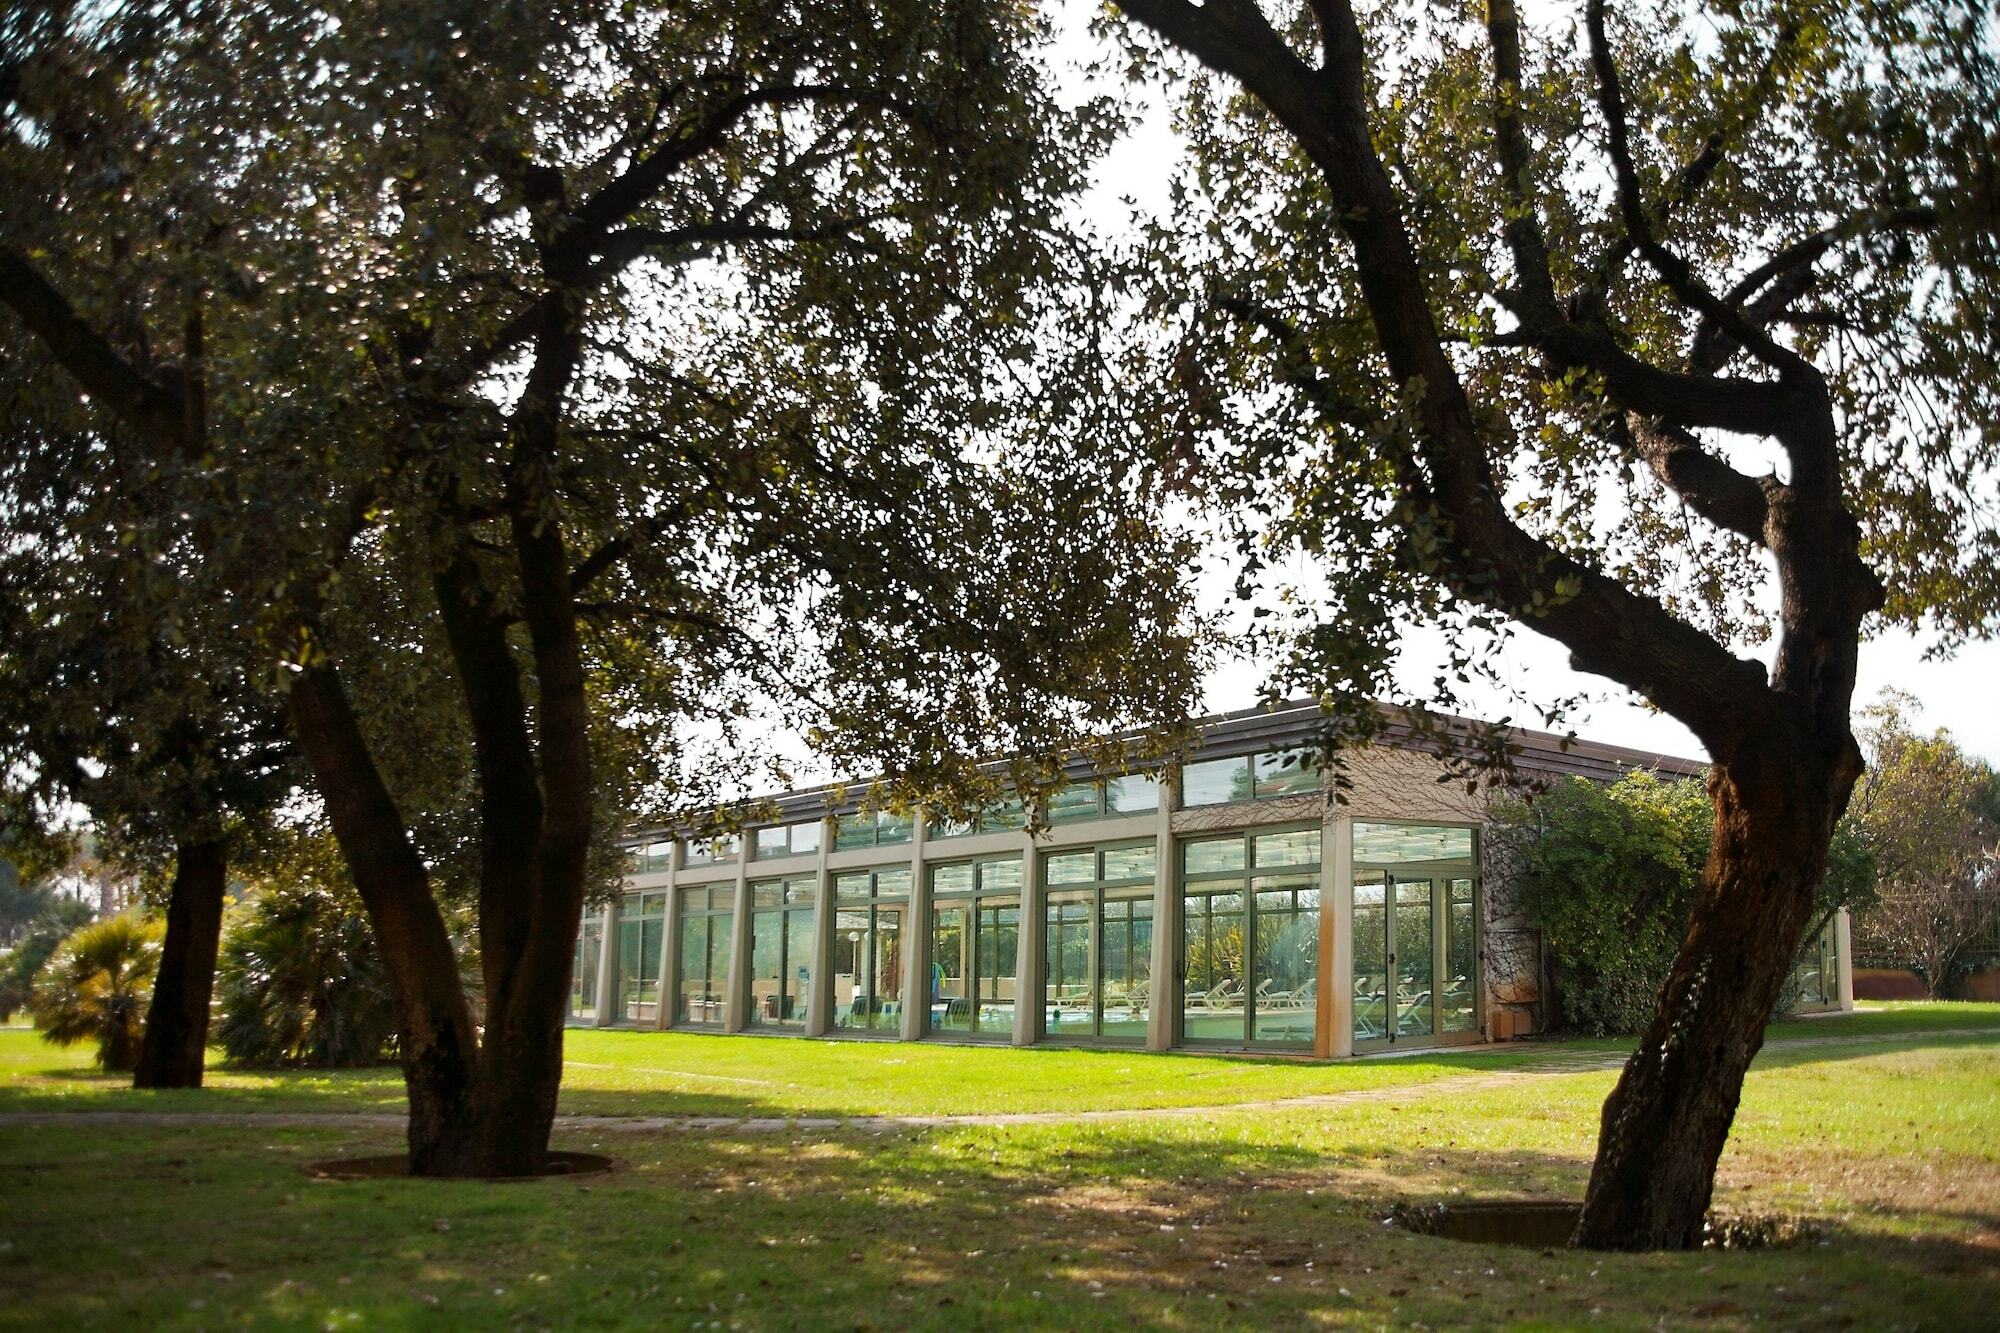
[1145,774,1177,1052]
[805,817,836,1037]
[899,814,931,1042]
[1327,813,1355,1058]
[1835,906,1856,1012]
[723,848,752,1034]
[1012,828,1041,1047]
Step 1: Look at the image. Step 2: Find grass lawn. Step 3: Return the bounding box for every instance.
[0,1003,1994,1329]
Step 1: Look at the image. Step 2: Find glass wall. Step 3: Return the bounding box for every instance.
[928,855,1022,1038]
[1789,918,1839,1010]
[832,867,910,1034]
[1352,822,1479,1049]
[1047,774,1162,825]
[1041,841,1156,1043]
[1180,750,1321,807]
[615,891,665,1023]
[570,908,603,1022]
[928,795,1028,840]
[675,884,733,1026]
[834,808,915,851]
[683,833,739,866]
[635,840,674,874]
[749,875,816,1029]
[1180,828,1321,1047]
[753,819,823,861]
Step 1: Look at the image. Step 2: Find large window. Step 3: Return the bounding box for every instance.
[1180,751,1321,807]
[675,885,733,1026]
[928,795,1028,840]
[683,833,739,866]
[749,876,816,1029]
[1352,822,1479,1048]
[752,819,824,862]
[928,855,1022,1038]
[570,908,603,1022]
[1180,828,1321,1047]
[614,892,666,1024]
[1041,842,1157,1043]
[832,867,911,1034]
[634,840,674,874]
[1046,774,1162,825]
[834,808,915,851]
[1789,918,1839,1010]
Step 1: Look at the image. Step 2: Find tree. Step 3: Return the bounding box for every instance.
[2,2,1204,1174]
[27,913,162,1071]
[1106,0,1997,1247]
[1850,694,2000,997]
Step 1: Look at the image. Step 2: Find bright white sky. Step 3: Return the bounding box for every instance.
[1051,6,2000,769]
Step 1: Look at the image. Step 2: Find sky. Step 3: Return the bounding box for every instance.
[1036,7,2000,770]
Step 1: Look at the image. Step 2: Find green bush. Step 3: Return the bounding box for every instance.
[27,914,163,1070]
[1497,773,1874,1035]
[214,880,397,1068]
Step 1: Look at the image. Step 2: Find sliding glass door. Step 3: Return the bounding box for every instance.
[1351,822,1479,1050]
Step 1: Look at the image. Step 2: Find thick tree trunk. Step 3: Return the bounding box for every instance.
[133,838,229,1089]
[1574,746,1855,1249]
[286,663,484,1174]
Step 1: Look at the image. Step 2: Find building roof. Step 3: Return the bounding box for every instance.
[629,699,1708,838]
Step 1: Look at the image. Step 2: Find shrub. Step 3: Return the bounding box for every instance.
[215,879,397,1067]
[27,914,163,1070]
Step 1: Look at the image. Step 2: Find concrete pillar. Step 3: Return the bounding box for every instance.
[1012,829,1041,1046]
[592,896,619,1027]
[805,817,835,1037]
[899,812,931,1041]
[1327,813,1355,1058]
[655,853,679,1030]
[1145,773,1177,1052]
[1836,906,1856,1011]
[723,849,751,1033]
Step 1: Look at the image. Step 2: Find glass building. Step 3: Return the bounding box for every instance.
[570,699,1853,1055]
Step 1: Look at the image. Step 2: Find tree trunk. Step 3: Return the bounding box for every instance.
[133,838,229,1089]
[285,662,484,1174]
[1573,749,1851,1249]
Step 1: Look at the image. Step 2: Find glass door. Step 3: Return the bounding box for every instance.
[1352,869,1479,1049]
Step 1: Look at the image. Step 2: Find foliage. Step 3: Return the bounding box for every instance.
[0,893,92,1023]
[214,879,397,1070]
[1850,692,2000,996]
[26,913,161,1070]
[1499,772,1873,1034]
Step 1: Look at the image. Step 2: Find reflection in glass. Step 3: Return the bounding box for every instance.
[974,899,1019,1036]
[1442,878,1476,1032]
[676,893,732,1026]
[1395,878,1435,1037]
[1181,889,1246,1041]
[833,903,904,1032]
[1250,878,1319,1043]
[930,904,969,1033]
[1181,756,1254,806]
[1099,893,1153,1040]
[1044,894,1092,1035]
[571,913,601,1021]
[1352,877,1388,1042]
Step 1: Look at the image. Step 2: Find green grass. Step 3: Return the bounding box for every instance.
[0,1004,1995,1329]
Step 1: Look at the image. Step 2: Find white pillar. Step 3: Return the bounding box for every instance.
[1836,906,1856,1011]
[655,853,679,1030]
[1328,814,1355,1058]
[805,817,835,1037]
[723,850,752,1034]
[592,897,619,1027]
[1145,774,1176,1052]
[1013,828,1040,1046]
[899,813,930,1042]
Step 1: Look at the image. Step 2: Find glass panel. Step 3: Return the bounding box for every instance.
[785,907,814,1028]
[1253,750,1320,798]
[929,813,975,839]
[974,899,1019,1035]
[1253,829,1321,868]
[1099,894,1153,1040]
[639,841,673,873]
[1352,876,1388,1042]
[1442,879,1476,1033]
[677,911,729,1026]
[1046,851,1096,885]
[835,813,876,851]
[1181,756,1253,806]
[754,826,789,860]
[979,857,1024,893]
[981,797,1028,832]
[874,867,911,899]
[835,872,873,903]
[1181,889,1246,1041]
[749,908,782,1028]
[932,862,976,896]
[1354,823,1475,864]
[1183,836,1246,875]
[677,886,707,914]
[752,881,784,908]
[571,918,600,1020]
[791,820,822,856]
[930,904,970,1033]
[876,811,914,846]
[1107,774,1161,815]
[1100,843,1156,883]
[1047,782,1102,823]
[1394,877,1435,1037]
[1250,879,1317,1044]
[1044,895,1093,1037]
[834,903,905,1033]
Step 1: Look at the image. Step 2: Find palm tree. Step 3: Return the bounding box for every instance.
[29,914,163,1071]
